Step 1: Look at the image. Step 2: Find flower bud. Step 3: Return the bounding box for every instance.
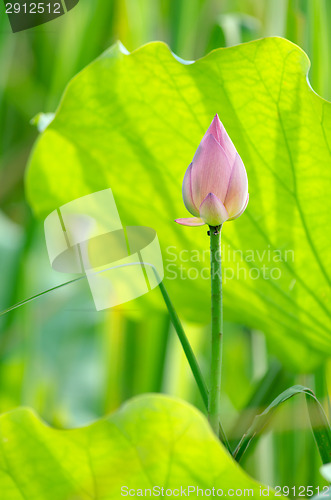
[175,115,248,227]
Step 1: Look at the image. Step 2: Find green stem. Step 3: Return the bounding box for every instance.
[158,280,209,409]
[208,225,223,435]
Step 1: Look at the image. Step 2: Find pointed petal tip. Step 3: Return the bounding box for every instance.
[211,114,224,130]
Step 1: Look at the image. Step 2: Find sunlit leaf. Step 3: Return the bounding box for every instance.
[26,38,331,371]
[0,395,276,498]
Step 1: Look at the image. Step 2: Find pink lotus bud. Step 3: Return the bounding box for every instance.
[175,115,249,227]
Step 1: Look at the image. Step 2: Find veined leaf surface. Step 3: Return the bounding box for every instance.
[26,38,331,371]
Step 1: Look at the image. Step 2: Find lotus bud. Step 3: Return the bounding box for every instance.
[175,115,248,227]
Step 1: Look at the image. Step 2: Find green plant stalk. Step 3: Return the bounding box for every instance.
[158,280,209,409]
[158,263,231,452]
[208,225,223,435]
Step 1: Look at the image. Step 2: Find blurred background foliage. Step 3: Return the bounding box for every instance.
[0,0,330,492]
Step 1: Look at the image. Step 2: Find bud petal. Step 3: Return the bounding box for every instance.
[175,217,205,226]
[199,193,229,226]
[224,153,248,218]
[228,194,249,221]
[191,134,232,206]
[182,163,199,216]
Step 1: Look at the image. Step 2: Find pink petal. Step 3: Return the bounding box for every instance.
[182,163,199,217]
[199,193,229,226]
[191,134,232,206]
[175,217,205,227]
[204,115,237,165]
[228,193,249,221]
[224,153,248,218]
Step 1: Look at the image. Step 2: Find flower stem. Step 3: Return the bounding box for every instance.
[208,225,223,435]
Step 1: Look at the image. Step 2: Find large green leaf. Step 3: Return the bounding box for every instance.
[0,395,275,498]
[26,38,331,371]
